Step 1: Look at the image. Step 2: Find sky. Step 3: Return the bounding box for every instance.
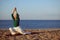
[0,0,60,20]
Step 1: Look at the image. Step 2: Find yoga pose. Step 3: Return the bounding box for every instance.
[9,7,30,35]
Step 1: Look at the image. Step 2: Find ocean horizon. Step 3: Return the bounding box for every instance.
[0,20,60,29]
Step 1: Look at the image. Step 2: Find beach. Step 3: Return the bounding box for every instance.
[0,29,60,40]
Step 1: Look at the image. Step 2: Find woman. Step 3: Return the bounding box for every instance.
[9,7,25,35]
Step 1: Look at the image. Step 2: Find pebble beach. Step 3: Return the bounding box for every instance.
[0,29,60,40]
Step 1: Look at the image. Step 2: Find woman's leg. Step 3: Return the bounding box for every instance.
[9,27,16,35]
[13,26,26,34]
[13,26,31,35]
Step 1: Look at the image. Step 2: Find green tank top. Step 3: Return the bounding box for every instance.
[14,19,18,27]
[12,13,20,27]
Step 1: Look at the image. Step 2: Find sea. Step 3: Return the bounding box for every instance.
[0,20,60,29]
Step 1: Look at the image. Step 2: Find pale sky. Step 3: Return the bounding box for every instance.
[0,0,60,20]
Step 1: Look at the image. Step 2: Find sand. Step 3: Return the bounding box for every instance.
[0,29,60,40]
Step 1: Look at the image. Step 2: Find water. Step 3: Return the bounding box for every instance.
[0,20,60,29]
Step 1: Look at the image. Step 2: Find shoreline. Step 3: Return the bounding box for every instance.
[0,28,60,30]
